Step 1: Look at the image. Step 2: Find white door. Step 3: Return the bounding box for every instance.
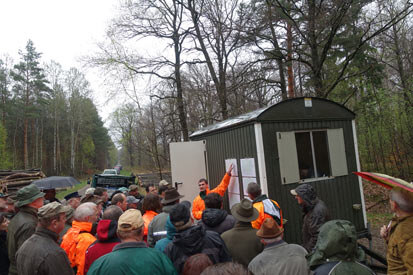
[170,141,207,203]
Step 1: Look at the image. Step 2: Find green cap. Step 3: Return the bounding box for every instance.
[38,201,67,219]
[15,184,45,208]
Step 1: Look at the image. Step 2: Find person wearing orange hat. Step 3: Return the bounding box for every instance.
[248,218,310,275]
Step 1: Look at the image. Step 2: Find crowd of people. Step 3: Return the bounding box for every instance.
[0,165,412,275]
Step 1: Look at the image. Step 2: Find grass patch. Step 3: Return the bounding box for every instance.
[56,181,87,200]
[367,212,394,227]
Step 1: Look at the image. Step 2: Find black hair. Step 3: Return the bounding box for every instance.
[145,183,155,193]
[204,193,223,209]
[158,185,168,195]
[94,187,107,196]
[198,178,208,185]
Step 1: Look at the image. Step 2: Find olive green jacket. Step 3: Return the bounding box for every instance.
[7,206,38,275]
[387,215,413,275]
[221,221,263,266]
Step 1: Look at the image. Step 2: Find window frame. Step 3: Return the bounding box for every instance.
[277,128,348,185]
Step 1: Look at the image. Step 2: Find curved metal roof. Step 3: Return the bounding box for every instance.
[190,97,355,138]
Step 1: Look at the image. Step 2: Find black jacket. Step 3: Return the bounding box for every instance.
[200,208,236,234]
[165,224,231,273]
[0,231,9,275]
[16,227,74,275]
[296,185,330,252]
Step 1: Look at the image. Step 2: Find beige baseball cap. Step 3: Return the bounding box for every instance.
[117,209,144,232]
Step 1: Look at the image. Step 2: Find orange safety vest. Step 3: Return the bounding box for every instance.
[61,220,97,275]
[143,210,158,237]
[192,173,231,220]
[251,198,283,230]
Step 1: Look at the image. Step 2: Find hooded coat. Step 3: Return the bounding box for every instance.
[200,208,235,234]
[295,184,330,252]
[155,217,176,253]
[307,220,374,275]
[164,224,231,273]
[84,220,120,274]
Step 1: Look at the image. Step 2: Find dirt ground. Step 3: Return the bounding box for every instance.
[358,181,393,274]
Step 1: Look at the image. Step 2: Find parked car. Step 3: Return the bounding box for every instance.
[102,169,118,175]
[92,174,136,196]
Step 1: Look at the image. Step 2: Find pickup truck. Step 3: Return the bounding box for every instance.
[91,173,136,195]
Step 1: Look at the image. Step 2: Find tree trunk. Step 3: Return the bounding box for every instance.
[23,118,28,169]
[70,124,75,176]
[308,0,323,96]
[287,21,294,98]
[53,106,57,173]
[188,0,228,119]
[266,0,287,99]
[174,35,189,141]
[40,119,43,169]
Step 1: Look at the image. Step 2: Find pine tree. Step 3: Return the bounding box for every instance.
[11,40,50,169]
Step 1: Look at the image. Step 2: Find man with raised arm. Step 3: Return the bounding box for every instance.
[192,164,233,220]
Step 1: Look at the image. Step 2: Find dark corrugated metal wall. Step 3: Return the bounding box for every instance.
[261,120,365,244]
[192,125,258,210]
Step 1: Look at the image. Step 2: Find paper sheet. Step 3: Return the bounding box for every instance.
[240,158,256,177]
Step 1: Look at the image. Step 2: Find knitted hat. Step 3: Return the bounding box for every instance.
[170,202,191,230]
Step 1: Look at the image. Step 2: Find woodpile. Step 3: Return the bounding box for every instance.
[0,169,46,194]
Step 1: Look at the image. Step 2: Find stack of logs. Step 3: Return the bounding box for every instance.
[0,169,46,194]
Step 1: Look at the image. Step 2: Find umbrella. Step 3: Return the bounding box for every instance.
[32,176,81,190]
[354,172,413,192]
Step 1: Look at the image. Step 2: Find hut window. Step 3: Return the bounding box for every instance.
[295,131,331,180]
[277,128,348,184]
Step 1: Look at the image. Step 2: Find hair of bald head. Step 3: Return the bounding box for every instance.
[103,205,123,221]
[390,187,413,213]
[74,202,97,221]
[112,193,126,205]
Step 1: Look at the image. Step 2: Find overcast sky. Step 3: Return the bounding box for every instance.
[0,0,120,123]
